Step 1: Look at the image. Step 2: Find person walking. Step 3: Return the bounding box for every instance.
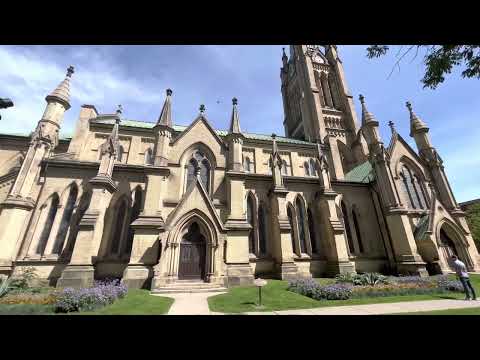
[451,255,477,300]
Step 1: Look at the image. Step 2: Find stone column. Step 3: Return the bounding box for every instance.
[122,168,168,289]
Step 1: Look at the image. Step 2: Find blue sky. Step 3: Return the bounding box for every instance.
[0,45,479,202]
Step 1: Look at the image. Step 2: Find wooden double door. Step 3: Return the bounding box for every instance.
[178,222,206,280]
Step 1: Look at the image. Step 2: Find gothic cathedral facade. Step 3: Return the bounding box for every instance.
[0,45,478,290]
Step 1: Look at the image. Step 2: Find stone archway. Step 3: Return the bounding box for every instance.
[437,220,474,271]
[178,222,207,280]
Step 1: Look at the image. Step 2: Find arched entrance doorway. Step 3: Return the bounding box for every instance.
[178,222,206,280]
[438,221,473,271]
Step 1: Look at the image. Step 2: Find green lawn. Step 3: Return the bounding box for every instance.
[208,275,480,314]
[82,289,174,315]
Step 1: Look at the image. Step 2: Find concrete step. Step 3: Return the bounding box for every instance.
[151,286,227,294]
[151,281,227,294]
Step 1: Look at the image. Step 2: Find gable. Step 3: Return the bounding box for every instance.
[165,176,225,235]
[170,116,226,167]
[388,134,428,181]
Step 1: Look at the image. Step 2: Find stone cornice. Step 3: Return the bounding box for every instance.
[41,159,170,176]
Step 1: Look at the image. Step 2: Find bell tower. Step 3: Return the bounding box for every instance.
[280,45,367,179]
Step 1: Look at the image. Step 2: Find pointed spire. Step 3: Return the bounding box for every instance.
[271,133,278,154]
[282,47,288,67]
[406,101,429,136]
[359,94,377,127]
[156,89,173,127]
[110,105,121,145]
[46,65,74,109]
[229,97,241,134]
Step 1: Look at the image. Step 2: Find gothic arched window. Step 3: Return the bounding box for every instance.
[244,156,252,173]
[352,208,364,253]
[110,198,128,255]
[125,187,142,257]
[52,185,78,254]
[295,197,308,254]
[185,151,212,194]
[144,148,154,165]
[258,204,267,255]
[309,159,317,177]
[287,204,297,254]
[399,165,427,210]
[304,161,311,176]
[328,73,339,110]
[247,194,256,254]
[281,160,289,176]
[341,201,355,254]
[307,208,318,254]
[36,194,60,255]
[117,145,125,163]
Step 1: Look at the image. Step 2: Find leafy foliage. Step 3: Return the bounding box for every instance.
[0,292,57,305]
[54,279,127,313]
[335,272,388,286]
[9,267,38,290]
[366,45,480,89]
[288,278,353,301]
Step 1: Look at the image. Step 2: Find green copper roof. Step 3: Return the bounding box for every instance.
[344,161,375,183]
[414,213,430,241]
[91,118,315,145]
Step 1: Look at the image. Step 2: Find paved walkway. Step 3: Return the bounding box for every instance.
[153,292,480,315]
[155,292,226,315]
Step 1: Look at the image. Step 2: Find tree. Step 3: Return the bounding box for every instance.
[366,45,480,89]
[463,202,480,252]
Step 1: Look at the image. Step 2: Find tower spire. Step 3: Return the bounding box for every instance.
[359,94,377,127]
[157,89,173,127]
[406,101,429,136]
[46,65,74,110]
[229,97,241,134]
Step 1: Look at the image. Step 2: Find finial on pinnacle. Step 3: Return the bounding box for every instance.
[67,65,75,78]
[271,133,277,139]
[116,104,123,115]
[282,47,286,56]
[200,104,206,114]
[388,120,396,133]
[359,94,365,104]
[166,89,173,96]
[232,97,238,106]
[406,101,413,114]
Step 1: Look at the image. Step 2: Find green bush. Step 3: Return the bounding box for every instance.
[335,272,389,286]
[10,267,38,290]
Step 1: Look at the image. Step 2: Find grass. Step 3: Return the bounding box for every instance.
[81,289,174,315]
[207,275,480,314]
[0,304,54,315]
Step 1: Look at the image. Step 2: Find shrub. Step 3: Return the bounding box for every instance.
[315,284,353,300]
[287,278,319,298]
[0,292,57,305]
[288,278,352,301]
[10,267,38,290]
[334,273,357,284]
[54,279,128,313]
[356,273,389,286]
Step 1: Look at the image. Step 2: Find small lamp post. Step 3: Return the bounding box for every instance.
[253,278,267,308]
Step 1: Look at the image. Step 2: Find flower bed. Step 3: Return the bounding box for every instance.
[54,279,128,313]
[288,274,464,301]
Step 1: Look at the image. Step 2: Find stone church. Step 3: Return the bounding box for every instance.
[0,45,478,291]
